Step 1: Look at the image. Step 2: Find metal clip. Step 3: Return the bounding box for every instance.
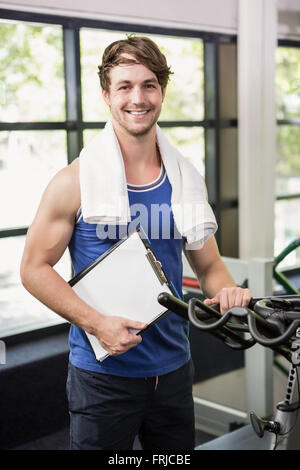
[146,250,168,285]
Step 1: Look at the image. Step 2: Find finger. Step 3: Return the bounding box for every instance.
[232,288,244,307]
[229,287,243,308]
[241,289,252,307]
[230,287,251,308]
[116,332,142,354]
[120,333,141,348]
[219,289,230,315]
[130,334,142,346]
[102,342,124,356]
[204,294,220,305]
[227,286,244,304]
[125,320,148,331]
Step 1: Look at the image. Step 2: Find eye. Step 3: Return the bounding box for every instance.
[145,84,156,89]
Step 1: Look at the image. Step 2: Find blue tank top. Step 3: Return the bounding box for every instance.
[68,166,190,377]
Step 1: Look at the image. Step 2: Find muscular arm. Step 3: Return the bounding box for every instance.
[20,161,146,355]
[184,237,251,314]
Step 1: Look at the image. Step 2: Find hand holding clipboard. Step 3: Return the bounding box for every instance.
[91,313,148,358]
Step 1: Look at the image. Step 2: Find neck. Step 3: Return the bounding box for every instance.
[115,123,158,163]
[111,121,161,185]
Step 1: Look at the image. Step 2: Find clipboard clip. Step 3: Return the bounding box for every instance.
[146,249,168,285]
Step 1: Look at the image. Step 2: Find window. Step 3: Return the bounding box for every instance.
[275,44,300,269]
[0,17,69,336]
[0,9,236,337]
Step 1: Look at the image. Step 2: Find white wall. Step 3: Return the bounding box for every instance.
[278,0,300,39]
[0,0,239,34]
[238,0,277,260]
[1,0,300,39]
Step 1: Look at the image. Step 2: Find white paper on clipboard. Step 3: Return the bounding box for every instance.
[69,229,174,362]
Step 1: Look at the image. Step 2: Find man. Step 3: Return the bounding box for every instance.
[20,36,251,450]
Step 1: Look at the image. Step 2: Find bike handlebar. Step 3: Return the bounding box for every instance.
[158,292,300,362]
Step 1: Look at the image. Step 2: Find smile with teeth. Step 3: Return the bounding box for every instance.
[126,110,150,115]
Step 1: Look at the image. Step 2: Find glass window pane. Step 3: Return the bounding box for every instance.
[155,35,204,121]
[0,235,70,337]
[276,47,300,120]
[276,125,300,197]
[80,29,204,122]
[0,130,68,229]
[0,19,65,122]
[161,127,204,176]
[275,198,300,269]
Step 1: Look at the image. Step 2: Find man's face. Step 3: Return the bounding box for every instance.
[102,56,166,138]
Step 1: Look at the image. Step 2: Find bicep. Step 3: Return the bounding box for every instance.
[21,170,77,269]
[24,211,74,268]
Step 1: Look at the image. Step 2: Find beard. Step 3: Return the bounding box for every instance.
[110,104,162,138]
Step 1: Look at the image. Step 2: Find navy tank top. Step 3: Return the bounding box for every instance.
[68,166,190,377]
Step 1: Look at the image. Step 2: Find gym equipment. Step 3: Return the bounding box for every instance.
[158,292,300,450]
[273,238,300,295]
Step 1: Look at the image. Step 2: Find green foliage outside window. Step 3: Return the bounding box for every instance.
[0,20,65,122]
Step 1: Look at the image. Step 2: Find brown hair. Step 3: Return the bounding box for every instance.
[98,35,172,92]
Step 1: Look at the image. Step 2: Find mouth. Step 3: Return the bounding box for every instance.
[125,109,151,116]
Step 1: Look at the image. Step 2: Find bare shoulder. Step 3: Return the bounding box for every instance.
[37,158,80,221]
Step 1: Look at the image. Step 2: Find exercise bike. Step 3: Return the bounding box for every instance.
[158,292,300,450]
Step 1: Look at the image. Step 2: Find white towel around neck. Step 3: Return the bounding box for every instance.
[79,120,217,249]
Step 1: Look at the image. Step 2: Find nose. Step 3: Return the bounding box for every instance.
[130,86,145,105]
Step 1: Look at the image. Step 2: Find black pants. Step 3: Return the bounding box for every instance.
[66,360,195,450]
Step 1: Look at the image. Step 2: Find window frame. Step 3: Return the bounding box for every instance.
[0,7,237,340]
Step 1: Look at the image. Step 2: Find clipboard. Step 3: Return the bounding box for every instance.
[69,227,179,362]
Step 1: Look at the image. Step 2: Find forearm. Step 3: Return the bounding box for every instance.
[199,259,236,298]
[21,262,102,335]
[185,239,251,313]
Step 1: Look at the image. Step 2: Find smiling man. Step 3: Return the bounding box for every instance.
[20,36,251,450]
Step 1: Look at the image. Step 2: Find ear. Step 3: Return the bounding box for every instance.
[102,88,111,107]
[161,87,167,102]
